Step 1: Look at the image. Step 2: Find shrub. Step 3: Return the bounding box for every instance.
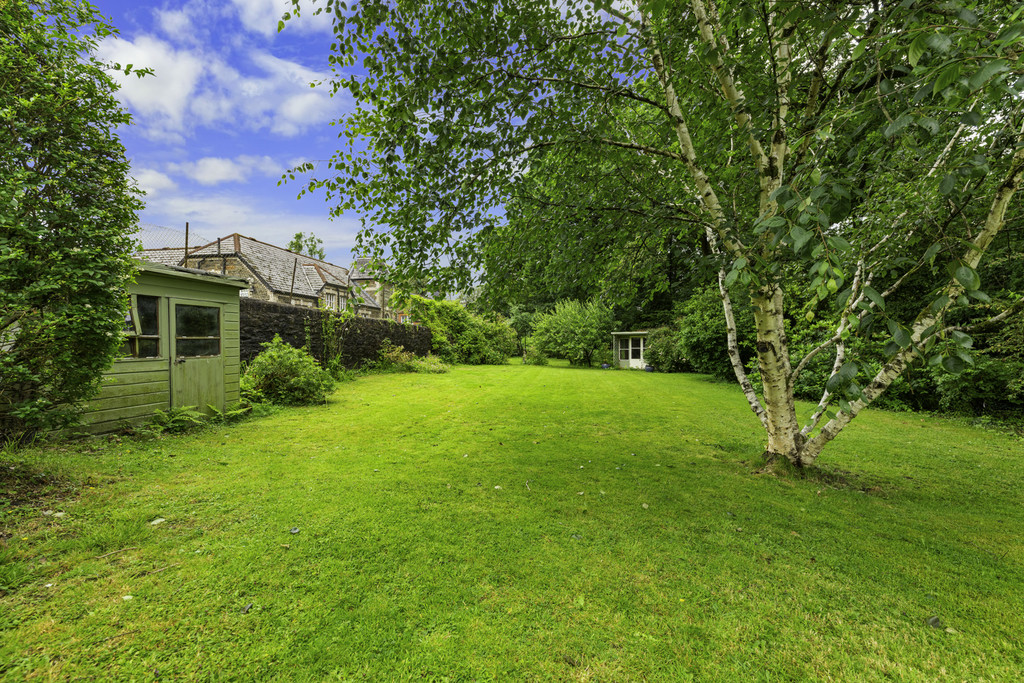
[532,298,613,366]
[368,339,448,374]
[677,286,753,380]
[368,340,451,374]
[932,356,1024,416]
[240,335,335,406]
[405,296,516,365]
[644,327,689,372]
[407,355,451,374]
[521,337,549,365]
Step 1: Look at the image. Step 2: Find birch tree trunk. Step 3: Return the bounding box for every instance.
[750,287,805,464]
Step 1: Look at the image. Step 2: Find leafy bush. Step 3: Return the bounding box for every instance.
[532,299,614,366]
[644,327,689,372]
[676,287,752,379]
[240,335,335,406]
[932,356,1024,416]
[405,296,516,364]
[521,337,549,365]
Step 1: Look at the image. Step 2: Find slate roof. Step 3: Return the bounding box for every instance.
[139,247,187,266]
[138,233,380,309]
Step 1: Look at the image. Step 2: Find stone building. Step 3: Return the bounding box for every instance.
[138,233,382,318]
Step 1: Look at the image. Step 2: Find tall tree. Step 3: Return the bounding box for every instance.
[0,0,144,443]
[291,0,1024,467]
[287,231,327,260]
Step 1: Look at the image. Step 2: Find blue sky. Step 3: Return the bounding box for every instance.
[95,0,360,265]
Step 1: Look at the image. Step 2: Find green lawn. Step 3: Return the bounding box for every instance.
[1,363,1022,681]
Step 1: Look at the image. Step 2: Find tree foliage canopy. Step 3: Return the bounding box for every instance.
[0,0,143,443]
[292,0,1024,465]
[287,231,327,260]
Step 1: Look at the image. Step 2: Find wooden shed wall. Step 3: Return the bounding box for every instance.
[76,268,242,435]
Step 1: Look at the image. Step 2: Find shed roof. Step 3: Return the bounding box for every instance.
[135,259,249,289]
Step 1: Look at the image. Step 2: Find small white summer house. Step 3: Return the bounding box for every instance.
[611,330,650,369]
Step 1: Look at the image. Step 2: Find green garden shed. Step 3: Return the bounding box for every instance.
[78,261,248,434]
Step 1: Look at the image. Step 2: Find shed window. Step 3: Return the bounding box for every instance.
[618,340,629,361]
[175,304,220,357]
[631,337,643,360]
[122,295,161,358]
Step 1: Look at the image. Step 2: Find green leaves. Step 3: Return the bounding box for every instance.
[1,0,142,442]
[908,33,929,67]
[862,286,885,311]
[789,225,813,253]
[954,264,981,292]
[968,59,1009,91]
[932,62,961,96]
[887,319,912,349]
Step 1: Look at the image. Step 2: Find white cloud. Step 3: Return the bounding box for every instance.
[273,91,335,136]
[154,8,194,42]
[133,168,178,196]
[167,155,283,186]
[100,32,344,140]
[97,36,204,140]
[230,0,334,37]
[190,50,341,137]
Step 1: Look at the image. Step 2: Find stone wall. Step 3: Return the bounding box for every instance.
[239,298,432,367]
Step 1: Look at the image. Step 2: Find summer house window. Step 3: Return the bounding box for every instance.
[631,337,643,360]
[175,305,220,357]
[122,295,161,358]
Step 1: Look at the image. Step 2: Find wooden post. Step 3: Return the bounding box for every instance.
[289,259,298,304]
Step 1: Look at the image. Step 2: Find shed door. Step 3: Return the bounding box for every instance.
[169,298,225,413]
